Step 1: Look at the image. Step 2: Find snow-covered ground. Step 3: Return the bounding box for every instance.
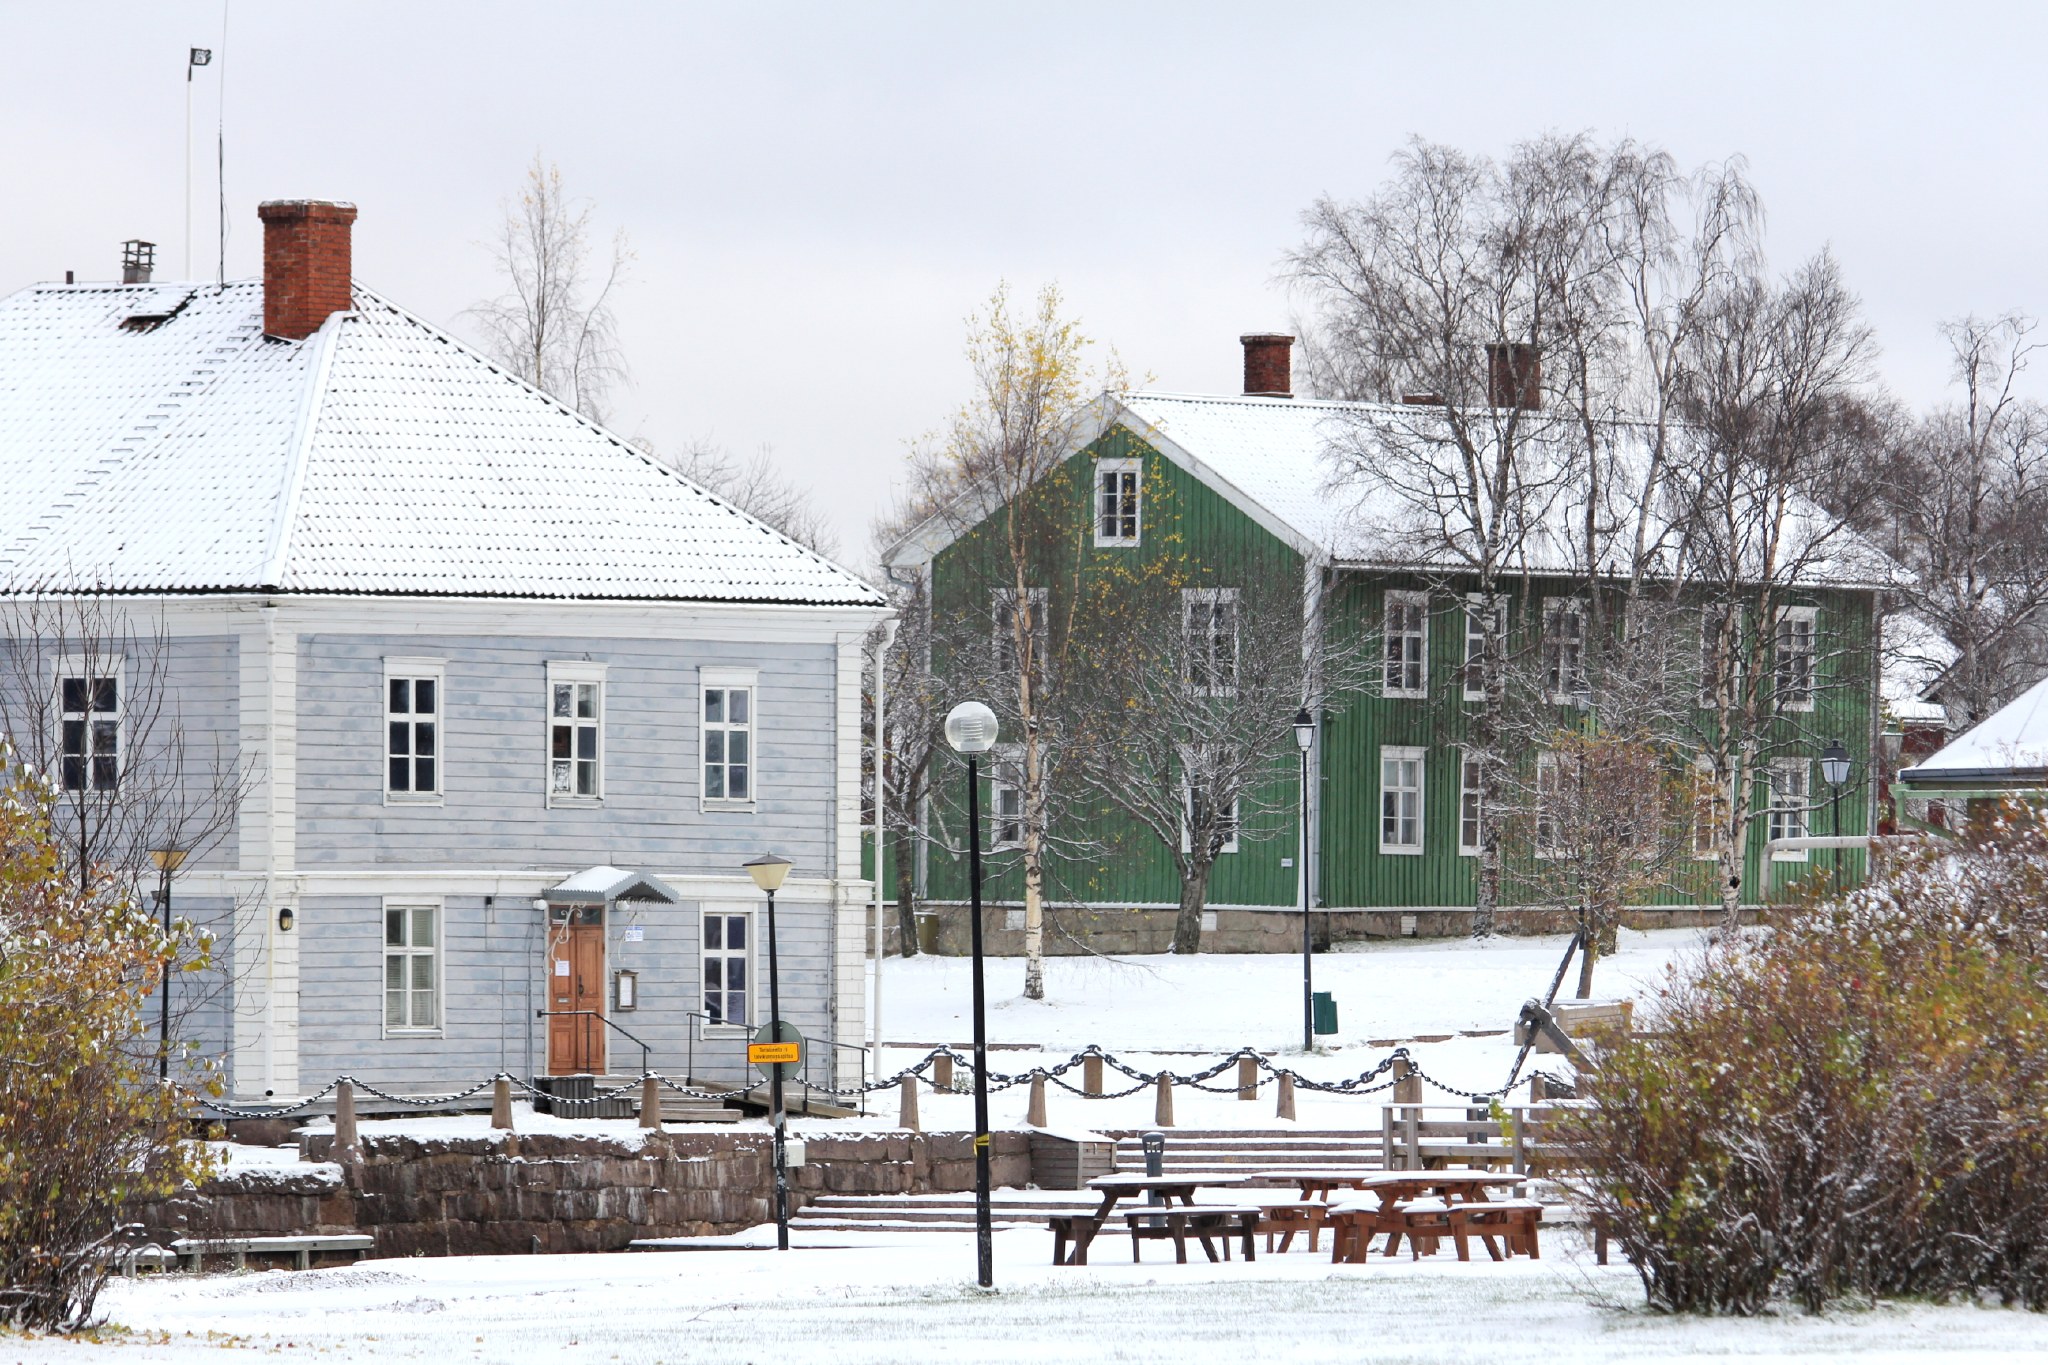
[857,926,1700,1131]
[15,1228,2046,1363]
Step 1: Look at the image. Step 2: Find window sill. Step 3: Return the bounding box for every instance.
[382,1028,445,1039]
[1093,537,1141,549]
[547,795,605,810]
[1771,853,1810,864]
[384,793,445,808]
[698,1025,754,1040]
[1383,689,1427,701]
[701,800,758,814]
[1380,846,1424,857]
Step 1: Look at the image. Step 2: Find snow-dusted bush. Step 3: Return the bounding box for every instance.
[1561,805,2048,1314]
[0,758,218,1331]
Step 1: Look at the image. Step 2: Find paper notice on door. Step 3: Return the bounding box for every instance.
[554,959,571,976]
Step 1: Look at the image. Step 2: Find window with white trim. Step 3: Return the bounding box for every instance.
[1379,746,1424,853]
[1699,604,1747,708]
[1183,588,1239,695]
[1774,607,1817,712]
[383,902,441,1032]
[55,661,120,793]
[1095,456,1141,546]
[1458,750,1483,856]
[1691,756,1728,860]
[1542,598,1589,703]
[546,662,606,802]
[1183,746,1240,856]
[1462,594,1502,701]
[384,658,443,801]
[1383,591,1428,697]
[701,909,752,1028]
[990,744,1025,850]
[702,668,758,807]
[1769,759,1810,859]
[991,588,1049,677]
[1535,750,1567,858]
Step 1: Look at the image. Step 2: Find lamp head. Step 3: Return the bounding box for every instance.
[945,701,999,755]
[1820,739,1852,788]
[744,852,793,893]
[149,848,187,873]
[1292,707,1315,752]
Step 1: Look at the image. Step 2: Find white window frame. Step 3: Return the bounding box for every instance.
[545,661,607,806]
[1462,594,1502,702]
[1182,588,1240,696]
[699,904,755,1036]
[1383,590,1429,698]
[1769,758,1811,860]
[1542,598,1590,704]
[1458,749,1482,856]
[701,666,760,811]
[991,587,1049,677]
[1379,745,1425,854]
[1774,606,1817,713]
[1690,755,1728,861]
[1534,750,1566,859]
[52,653,122,794]
[382,898,444,1036]
[989,743,1025,851]
[1181,745,1241,856]
[383,656,445,805]
[1094,456,1142,547]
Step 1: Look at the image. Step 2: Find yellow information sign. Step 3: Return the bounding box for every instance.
[749,1041,801,1065]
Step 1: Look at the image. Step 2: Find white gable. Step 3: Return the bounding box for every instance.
[0,279,882,606]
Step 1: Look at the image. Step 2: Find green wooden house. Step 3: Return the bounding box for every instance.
[886,336,1891,933]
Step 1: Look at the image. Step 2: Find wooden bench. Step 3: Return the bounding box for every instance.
[171,1234,376,1272]
[1326,1206,1380,1264]
[1048,1215,1104,1267]
[1121,1206,1262,1264]
[1448,1198,1543,1261]
[1255,1200,1328,1253]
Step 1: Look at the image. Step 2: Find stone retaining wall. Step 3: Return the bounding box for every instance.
[132,1128,1033,1258]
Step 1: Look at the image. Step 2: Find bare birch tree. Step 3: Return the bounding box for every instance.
[656,438,838,558]
[466,156,632,422]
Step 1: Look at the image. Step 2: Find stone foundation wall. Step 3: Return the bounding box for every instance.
[132,1128,1033,1258]
[906,903,1742,957]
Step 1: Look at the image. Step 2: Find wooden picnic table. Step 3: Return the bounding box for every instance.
[1327,1172,1526,1263]
[1251,1168,1382,1201]
[1049,1173,1249,1266]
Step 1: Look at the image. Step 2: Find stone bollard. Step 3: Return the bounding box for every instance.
[1392,1056,1422,1104]
[1154,1074,1174,1127]
[491,1076,515,1131]
[1026,1072,1047,1127]
[1083,1054,1104,1097]
[1237,1055,1258,1102]
[639,1075,661,1129]
[933,1054,954,1091]
[333,1079,360,1163]
[1276,1072,1297,1121]
[899,1075,920,1131]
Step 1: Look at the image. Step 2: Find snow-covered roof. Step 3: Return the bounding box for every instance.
[0,280,882,606]
[1115,391,1900,586]
[1882,611,1955,728]
[544,866,681,906]
[1897,671,2048,787]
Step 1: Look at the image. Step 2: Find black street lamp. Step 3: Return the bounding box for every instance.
[1820,739,1853,879]
[150,847,186,1081]
[743,851,793,1251]
[944,700,999,1290]
[1293,707,1315,1052]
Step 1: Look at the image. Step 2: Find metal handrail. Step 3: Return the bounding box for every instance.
[804,1037,874,1117]
[534,1009,652,1076]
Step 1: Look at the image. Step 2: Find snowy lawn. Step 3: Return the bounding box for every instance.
[11,1228,2045,1364]
[858,926,1702,1131]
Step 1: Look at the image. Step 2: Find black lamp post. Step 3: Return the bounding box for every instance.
[944,700,999,1289]
[150,848,186,1081]
[743,851,793,1251]
[1293,707,1315,1051]
[1820,739,1852,879]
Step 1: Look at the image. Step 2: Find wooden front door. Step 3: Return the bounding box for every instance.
[546,905,607,1075]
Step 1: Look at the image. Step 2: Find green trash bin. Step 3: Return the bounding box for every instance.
[1312,991,1338,1036]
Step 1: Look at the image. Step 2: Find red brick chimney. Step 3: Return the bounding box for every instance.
[1485,342,1541,410]
[1240,333,1293,398]
[258,200,357,341]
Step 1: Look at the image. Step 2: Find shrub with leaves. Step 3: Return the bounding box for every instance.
[1560,802,2048,1314]
[0,757,217,1331]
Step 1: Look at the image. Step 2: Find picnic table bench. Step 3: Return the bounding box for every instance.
[1122,1205,1263,1263]
[1048,1173,1248,1266]
[170,1234,376,1272]
[1326,1171,1538,1263]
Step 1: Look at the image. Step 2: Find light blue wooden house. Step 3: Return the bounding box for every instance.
[0,201,888,1103]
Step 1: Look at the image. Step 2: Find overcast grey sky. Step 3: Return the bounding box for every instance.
[5,2,2045,564]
